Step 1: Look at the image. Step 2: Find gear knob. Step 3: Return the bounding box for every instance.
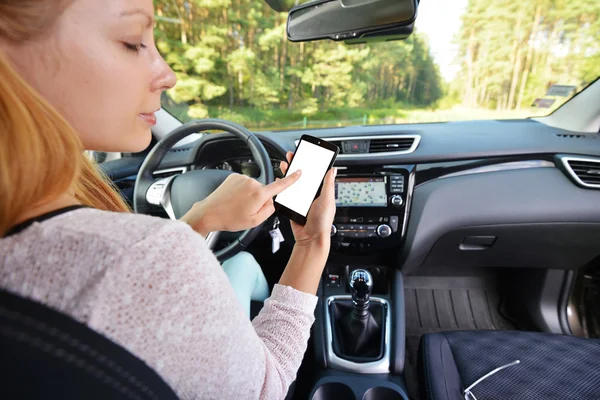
[349,269,373,308]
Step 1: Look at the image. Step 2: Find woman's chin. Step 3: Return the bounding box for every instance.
[128,128,153,153]
[99,129,153,154]
[84,125,154,154]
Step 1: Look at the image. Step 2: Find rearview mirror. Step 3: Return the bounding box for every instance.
[286,0,418,44]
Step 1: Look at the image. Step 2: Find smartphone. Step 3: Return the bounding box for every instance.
[274,135,339,225]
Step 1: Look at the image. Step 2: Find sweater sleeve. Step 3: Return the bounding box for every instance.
[88,221,318,400]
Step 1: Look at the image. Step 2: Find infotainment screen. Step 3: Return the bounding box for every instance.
[335,177,387,207]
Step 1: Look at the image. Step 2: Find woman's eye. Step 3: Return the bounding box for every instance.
[124,42,146,52]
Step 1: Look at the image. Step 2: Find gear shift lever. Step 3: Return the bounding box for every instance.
[330,268,383,359]
[349,269,373,318]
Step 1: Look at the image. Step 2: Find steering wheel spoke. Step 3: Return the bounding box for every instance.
[146,175,177,220]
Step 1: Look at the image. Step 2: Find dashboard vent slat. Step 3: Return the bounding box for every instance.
[563,157,600,189]
[556,134,595,139]
[369,138,416,153]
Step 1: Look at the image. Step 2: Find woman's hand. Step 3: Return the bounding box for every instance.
[277,151,337,294]
[280,152,337,250]
[181,169,301,236]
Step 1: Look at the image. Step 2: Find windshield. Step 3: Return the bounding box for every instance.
[156,0,599,131]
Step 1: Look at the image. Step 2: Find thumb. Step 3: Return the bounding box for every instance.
[254,199,276,225]
[265,169,302,197]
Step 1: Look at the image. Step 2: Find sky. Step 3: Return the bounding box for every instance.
[415,0,469,82]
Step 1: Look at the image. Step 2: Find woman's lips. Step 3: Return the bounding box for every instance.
[139,112,157,126]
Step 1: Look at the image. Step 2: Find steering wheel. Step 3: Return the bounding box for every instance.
[133,119,275,261]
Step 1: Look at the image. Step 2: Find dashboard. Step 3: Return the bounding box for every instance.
[143,118,600,273]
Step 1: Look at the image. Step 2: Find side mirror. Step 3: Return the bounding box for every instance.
[286,0,418,44]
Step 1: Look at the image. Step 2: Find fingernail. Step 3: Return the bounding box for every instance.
[294,170,301,176]
[333,168,338,178]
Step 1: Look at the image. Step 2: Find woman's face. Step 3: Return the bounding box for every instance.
[2,0,177,152]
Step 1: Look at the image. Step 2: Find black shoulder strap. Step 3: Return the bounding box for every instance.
[0,288,179,400]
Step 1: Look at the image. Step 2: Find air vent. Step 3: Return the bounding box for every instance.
[369,137,416,153]
[168,147,193,153]
[556,134,595,139]
[295,135,420,158]
[153,167,187,180]
[562,157,600,189]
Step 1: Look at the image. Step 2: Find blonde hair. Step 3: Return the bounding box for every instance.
[0,1,130,236]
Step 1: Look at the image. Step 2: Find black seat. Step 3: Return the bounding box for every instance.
[419,330,600,400]
[0,288,179,399]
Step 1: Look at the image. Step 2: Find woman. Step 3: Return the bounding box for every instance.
[0,1,336,399]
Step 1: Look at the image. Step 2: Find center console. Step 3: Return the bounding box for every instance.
[332,166,414,253]
[300,165,413,400]
[306,264,409,400]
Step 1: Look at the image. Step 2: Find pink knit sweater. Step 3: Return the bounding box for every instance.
[0,207,318,399]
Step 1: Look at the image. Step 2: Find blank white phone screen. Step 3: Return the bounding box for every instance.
[275,140,335,217]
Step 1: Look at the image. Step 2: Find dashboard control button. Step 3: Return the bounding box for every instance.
[327,274,341,287]
[377,224,392,238]
[390,216,399,232]
[390,195,403,207]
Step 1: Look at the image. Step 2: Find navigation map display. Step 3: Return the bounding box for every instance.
[335,177,387,207]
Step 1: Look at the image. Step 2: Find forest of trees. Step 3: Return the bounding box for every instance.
[155,0,443,126]
[154,0,599,128]
[452,0,599,111]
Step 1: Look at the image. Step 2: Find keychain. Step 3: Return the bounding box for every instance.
[269,217,285,253]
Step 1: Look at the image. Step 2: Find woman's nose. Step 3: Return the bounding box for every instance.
[151,55,177,92]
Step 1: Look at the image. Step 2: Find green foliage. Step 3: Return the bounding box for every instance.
[154,0,598,127]
[453,0,599,110]
[154,0,445,125]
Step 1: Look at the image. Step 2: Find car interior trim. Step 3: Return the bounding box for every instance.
[153,166,188,177]
[401,169,415,239]
[422,160,556,185]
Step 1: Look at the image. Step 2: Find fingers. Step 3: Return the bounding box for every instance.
[279,152,293,175]
[320,167,337,201]
[254,199,276,225]
[265,169,301,197]
[280,162,288,175]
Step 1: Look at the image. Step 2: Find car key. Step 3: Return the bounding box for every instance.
[269,217,285,253]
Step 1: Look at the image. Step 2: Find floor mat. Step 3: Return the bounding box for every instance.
[402,276,515,399]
